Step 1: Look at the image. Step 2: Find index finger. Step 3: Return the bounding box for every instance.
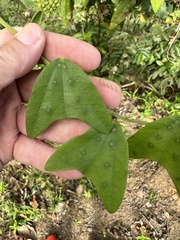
[44,31,101,72]
[0,28,101,72]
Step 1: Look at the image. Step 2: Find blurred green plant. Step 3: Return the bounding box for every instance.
[0,0,32,27]
[146,190,158,204]
[136,229,151,240]
[0,180,43,234]
[0,165,65,235]
[130,90,180,119]
[99,12,180,97]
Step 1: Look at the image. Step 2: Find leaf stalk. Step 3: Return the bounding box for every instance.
[108,109,148,125]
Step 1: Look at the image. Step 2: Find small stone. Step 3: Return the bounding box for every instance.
[76,184,84,196]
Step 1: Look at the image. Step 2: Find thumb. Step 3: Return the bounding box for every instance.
[0,23,45,90]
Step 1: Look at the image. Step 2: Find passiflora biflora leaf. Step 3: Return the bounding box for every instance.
[45,122,128,213]
[128,115,180,194]
[26,58,111,138]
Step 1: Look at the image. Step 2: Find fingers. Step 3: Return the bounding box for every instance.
[17,70,40,101]
[43,31,101,71]
[13,134,83,179]
[0,24,45,90]
[90,77,121,109]
[18,74,121,106]
[17,106,90,143]
[0,28,101,72]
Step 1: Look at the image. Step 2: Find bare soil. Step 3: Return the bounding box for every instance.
[1,94,180,240]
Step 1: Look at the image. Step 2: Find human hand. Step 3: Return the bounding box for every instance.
[0,23,121,179]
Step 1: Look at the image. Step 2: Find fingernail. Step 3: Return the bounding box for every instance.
[16,23,42,45]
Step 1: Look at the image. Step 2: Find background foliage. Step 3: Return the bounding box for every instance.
[0,0,179,101]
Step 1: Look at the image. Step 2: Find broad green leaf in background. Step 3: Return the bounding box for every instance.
[111,0,120,4]
[82,0,90,7]
[31,11,43,24]
[20,0,34,8]
[156,1,167,18]
[26,58,112,138]
[150,0,164,13]
[128,115,180,194]
[110,0,136,29]
[59,0,71,24]
[45,122,129,213]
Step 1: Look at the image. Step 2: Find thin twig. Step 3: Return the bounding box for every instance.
[167,23,180,63]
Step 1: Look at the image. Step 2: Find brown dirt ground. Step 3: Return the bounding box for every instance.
[1,94,180,240]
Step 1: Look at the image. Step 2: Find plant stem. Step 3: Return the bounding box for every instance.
[108,109,148,125]
[0,16,50,66]
[0,16,17,34]
[40,56,50,66]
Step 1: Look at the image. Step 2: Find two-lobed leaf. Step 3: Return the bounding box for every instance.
[45,122,129,213]
[128,115,180,194]
[26,58,111,138]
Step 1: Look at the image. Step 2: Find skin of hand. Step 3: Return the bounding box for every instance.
[0,23,122,179]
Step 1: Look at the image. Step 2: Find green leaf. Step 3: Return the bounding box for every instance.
[110,0,136,29]
[111,0,120,4]
[45,122,128,213]
[26,58,111,138]
[150,0,164,13]
[128,115,180,195]
[136,53,143,65]
[31,11,43,24]
[156,1,167,18]
[20,0,34,8]
[79,0,90,7]
[58,0,71,24]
